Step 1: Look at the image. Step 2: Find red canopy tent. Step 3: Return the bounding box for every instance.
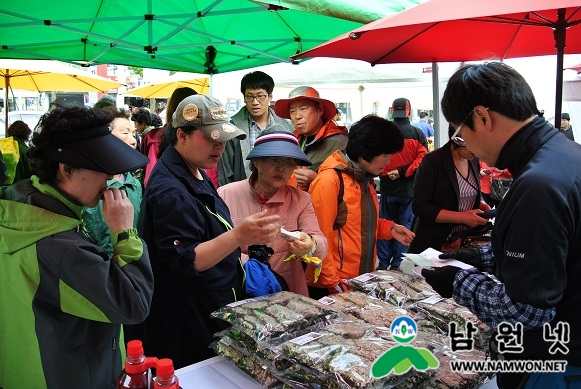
[294,0,581,129]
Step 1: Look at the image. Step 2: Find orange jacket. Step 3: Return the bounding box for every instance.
[307,150,394,289]
[288,119,348,191]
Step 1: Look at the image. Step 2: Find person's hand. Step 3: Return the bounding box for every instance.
[328,281,349,295]
[102,188,134,232]
[233,210,281,246]
[294,167,318,188]
[387,169,400,180]
[421,266,461,298]
[479,201,492,212]
[461,209,490,228]
[287,231,314,257]
[391,224,415,246]
[439,248,482,270]
[480,168,493,177]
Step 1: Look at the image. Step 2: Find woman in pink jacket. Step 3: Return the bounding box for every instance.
[218,126,327,296]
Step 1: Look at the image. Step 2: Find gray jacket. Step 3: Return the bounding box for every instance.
[219,106,293,185]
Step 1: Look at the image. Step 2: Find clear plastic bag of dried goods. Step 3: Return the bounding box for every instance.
[280,321,418,389]
[210,291,339,344]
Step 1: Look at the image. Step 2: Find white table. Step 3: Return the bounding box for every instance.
[175,356,264,389]
[175,356,498,389]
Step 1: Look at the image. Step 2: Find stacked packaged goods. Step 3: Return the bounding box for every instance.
[211,272,494,389]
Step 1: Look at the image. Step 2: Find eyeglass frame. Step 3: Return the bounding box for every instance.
[450,107,489,146]
[264,157,298,170]
[243,94,269,103]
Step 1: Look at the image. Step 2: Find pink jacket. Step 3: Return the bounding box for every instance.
[218,177,327,296]
[140,126,162,188]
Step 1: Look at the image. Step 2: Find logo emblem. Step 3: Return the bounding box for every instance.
[391,316,417,343]
[182,103,199,121]
[371,316,439,378]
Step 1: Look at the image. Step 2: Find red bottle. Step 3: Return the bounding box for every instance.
[117,340,158,389]
[153,358,180,389]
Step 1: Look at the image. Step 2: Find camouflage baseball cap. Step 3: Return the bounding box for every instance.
[172,94,246,142]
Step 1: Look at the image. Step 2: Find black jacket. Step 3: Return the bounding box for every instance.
[494,117,581,366]
[129,145,245,369]
[379,117,427,197]
[408,141,480,253]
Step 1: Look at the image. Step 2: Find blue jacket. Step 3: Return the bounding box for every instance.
[129,145,244,368]
[413,119,434,138]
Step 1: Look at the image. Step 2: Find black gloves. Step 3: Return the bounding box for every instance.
[248,244,274,263]
[439,248,482,270]
[421,266,461,298]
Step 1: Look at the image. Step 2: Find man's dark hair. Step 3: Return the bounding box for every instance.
[28,104,115,185]
[346,115,404,163]
[131,108,152,125]
[441,62,538,129]
[7,120,32,141]
[419,111,428,119]
[240,71,275,95]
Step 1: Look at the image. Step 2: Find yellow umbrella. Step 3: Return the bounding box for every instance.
[0,59,123,92]
[1,59,124,129]
[126,72,210,98]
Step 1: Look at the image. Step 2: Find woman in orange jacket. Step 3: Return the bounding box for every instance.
[307,115,416,299]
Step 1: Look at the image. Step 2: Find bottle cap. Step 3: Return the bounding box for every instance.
[126,340,144,357]
[156,358,175,377]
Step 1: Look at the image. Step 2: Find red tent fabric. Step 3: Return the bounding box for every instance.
[294,0,581,127]
[295,0,581,64]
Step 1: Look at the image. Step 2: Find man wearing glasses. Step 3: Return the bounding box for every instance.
[219,71,293,185]
[422,62,581,388]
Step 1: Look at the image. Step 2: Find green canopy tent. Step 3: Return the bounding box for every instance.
[0,0,422,74]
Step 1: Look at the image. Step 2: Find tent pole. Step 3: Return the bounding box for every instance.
[4,74,8,135]
[554,8,566,129]
[431,61,440,147]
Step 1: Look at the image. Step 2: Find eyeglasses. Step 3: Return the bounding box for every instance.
[451,107,489,146]
[264,158,297,169]
[451,136,466,147]
[244,94,268,103]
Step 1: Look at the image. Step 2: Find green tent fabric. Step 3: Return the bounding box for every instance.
[0,0,422,74]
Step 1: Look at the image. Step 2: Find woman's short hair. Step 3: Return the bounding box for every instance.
[7,120,32,141]
[346,115,404,163]
[28,104,115,185]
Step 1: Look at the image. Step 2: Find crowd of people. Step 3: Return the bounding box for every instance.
[0,61,579,389]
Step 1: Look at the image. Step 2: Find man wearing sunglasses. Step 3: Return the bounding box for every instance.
[423,62,581,388]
